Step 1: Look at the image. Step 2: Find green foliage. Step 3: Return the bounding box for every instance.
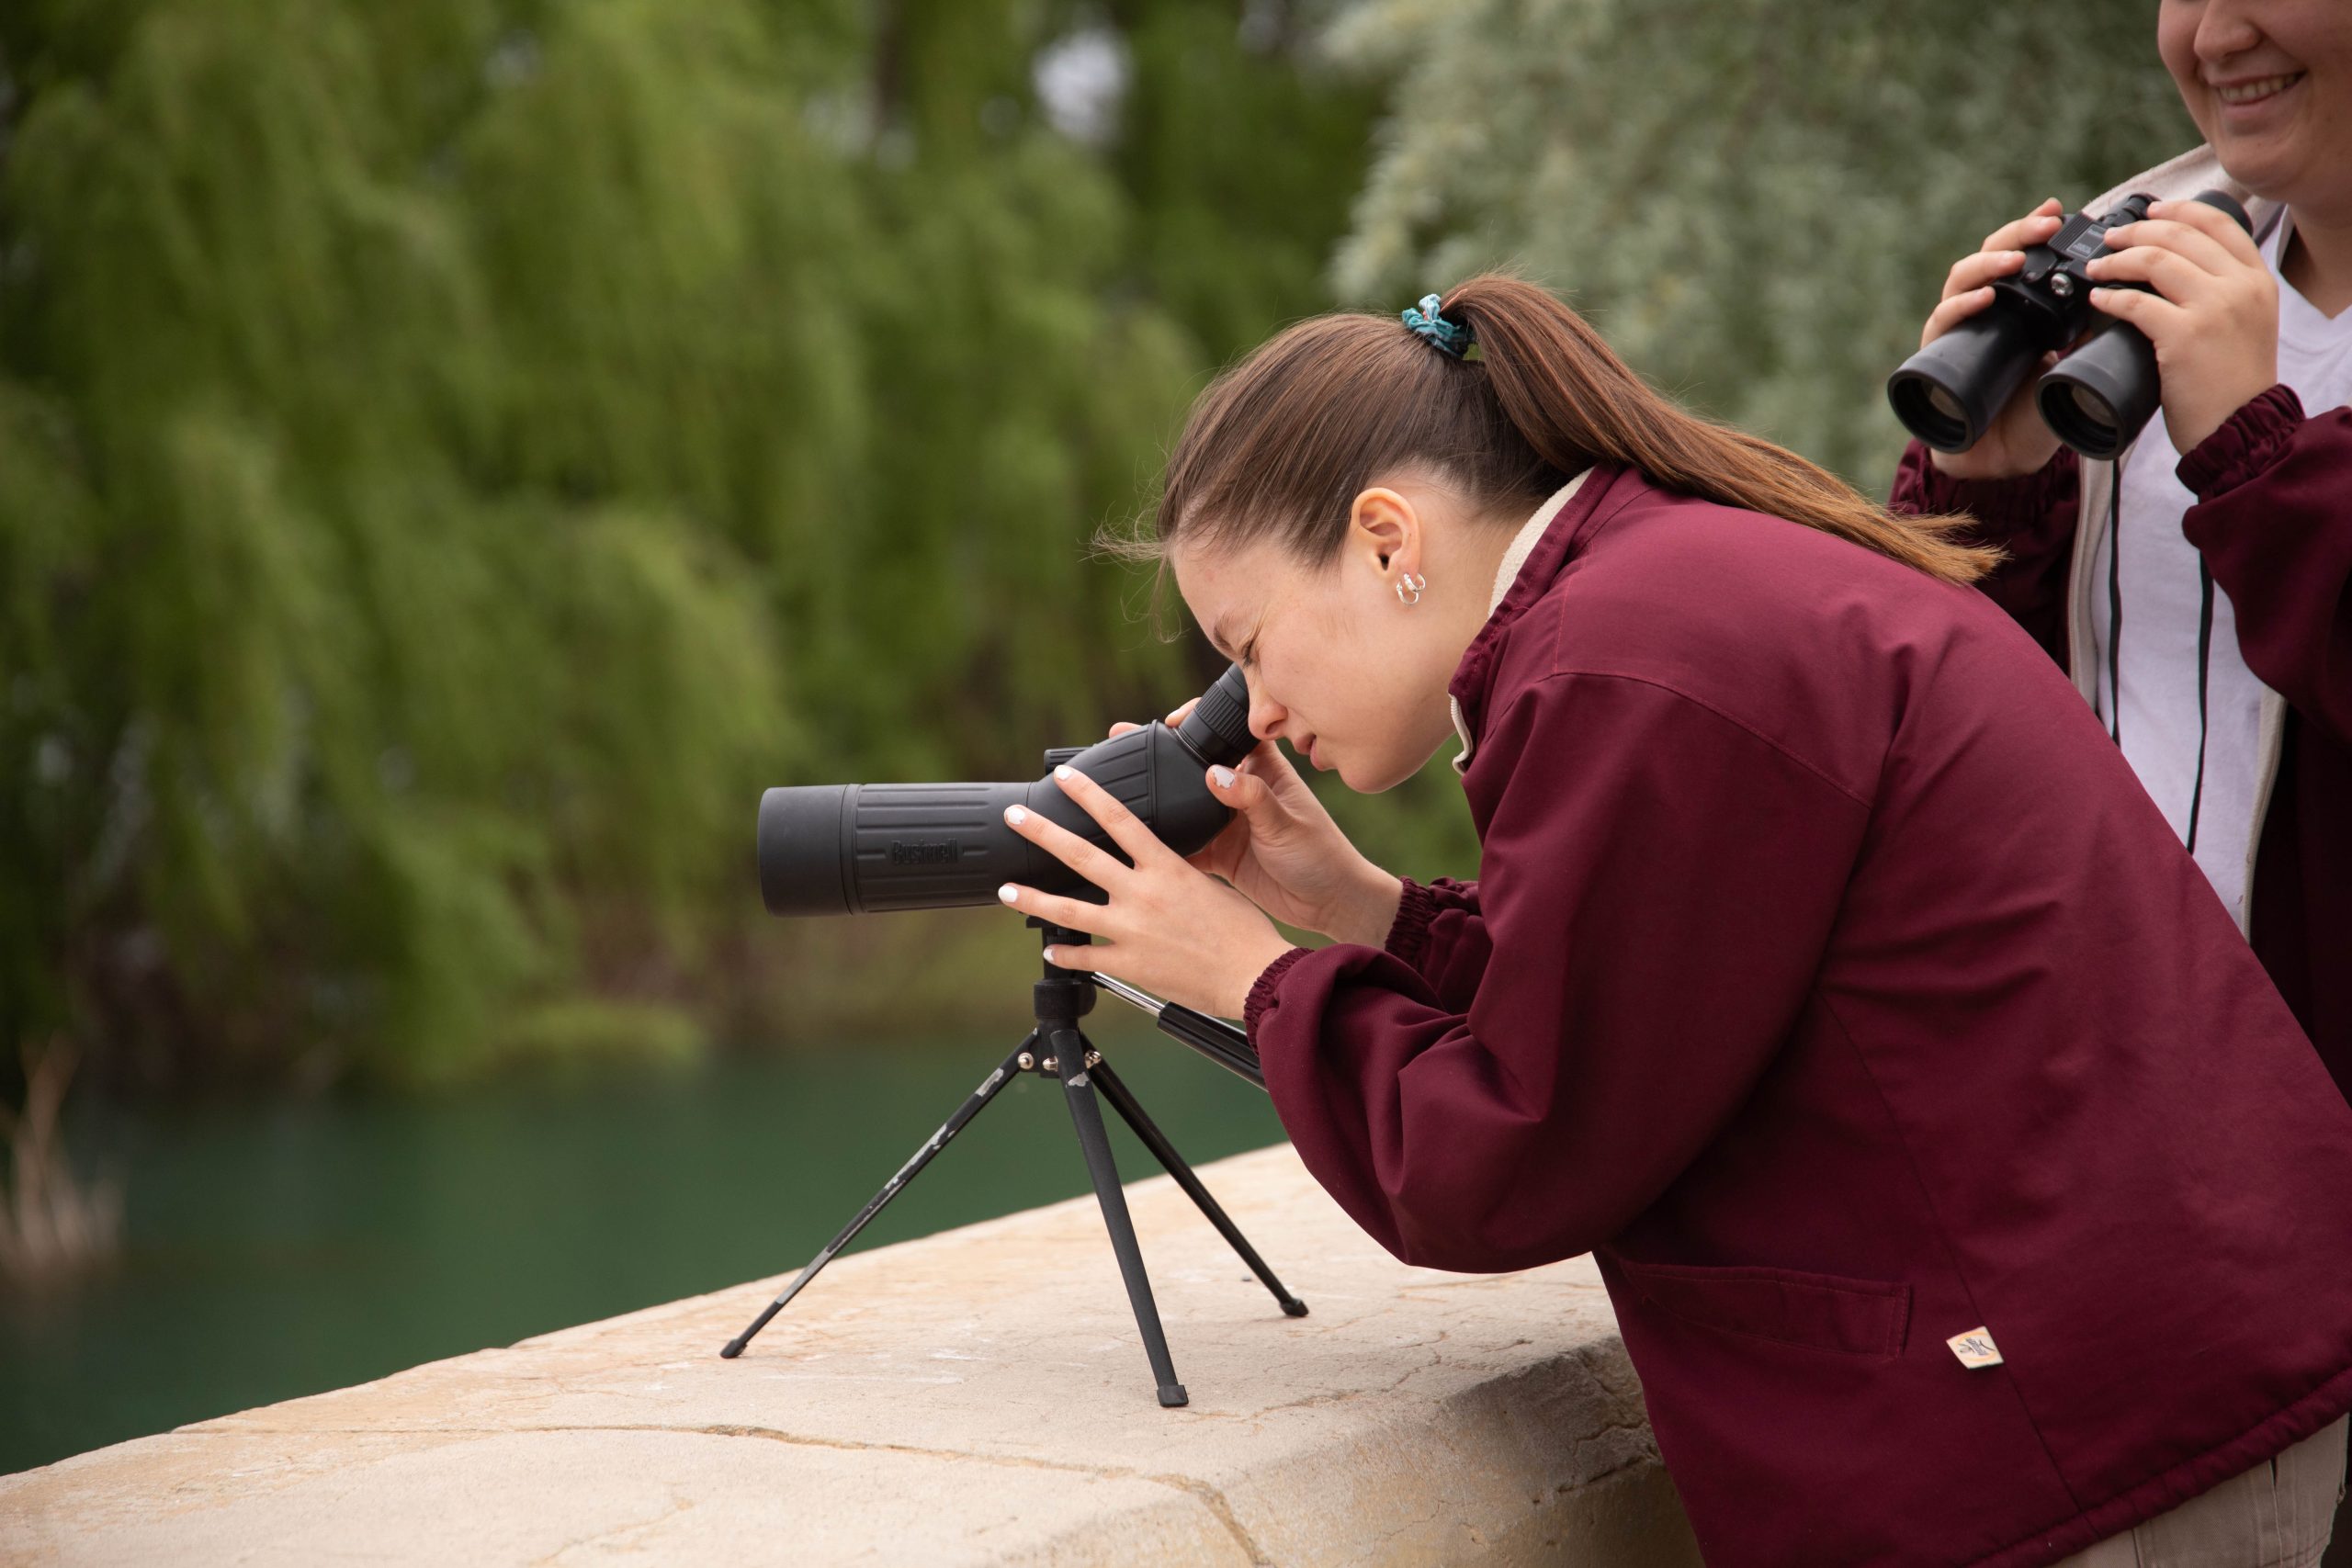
[1114,2,1382,360]
[0,0,1378,1088]
[1327,0,2198,488]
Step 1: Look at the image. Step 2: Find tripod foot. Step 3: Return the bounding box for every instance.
[1159,1383,1190,1408]
[1086,1055,1310,1322]
[720,1298,787,1359]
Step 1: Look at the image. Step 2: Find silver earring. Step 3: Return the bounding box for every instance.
[1395,571,1426,606]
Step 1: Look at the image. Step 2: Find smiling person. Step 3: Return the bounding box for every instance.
[993,276,2352,1568]
[1894,0,2352,1116]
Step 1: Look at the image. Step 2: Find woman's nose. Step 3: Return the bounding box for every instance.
[1247,683,1287,742]
[2194,1,2263,62]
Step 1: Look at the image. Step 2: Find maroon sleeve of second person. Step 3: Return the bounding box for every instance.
[2180,388,2352,743]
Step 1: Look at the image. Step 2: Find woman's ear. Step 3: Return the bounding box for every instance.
[1347,486,1420,579]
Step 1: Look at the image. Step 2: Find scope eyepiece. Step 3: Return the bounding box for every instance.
[1174,662,1255,768]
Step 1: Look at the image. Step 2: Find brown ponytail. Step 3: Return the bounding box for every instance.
[1113,272,1995,588]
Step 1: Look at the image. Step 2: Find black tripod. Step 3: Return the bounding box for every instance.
[719,919,1306,1406]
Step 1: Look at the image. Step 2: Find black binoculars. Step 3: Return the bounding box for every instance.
[1888,188,2251,461]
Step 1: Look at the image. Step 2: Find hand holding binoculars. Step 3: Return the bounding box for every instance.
[1888,189,2252,462]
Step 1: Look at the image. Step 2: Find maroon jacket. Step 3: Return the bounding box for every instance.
[1241,465,2352,1568]
[1891,389,2352,1101]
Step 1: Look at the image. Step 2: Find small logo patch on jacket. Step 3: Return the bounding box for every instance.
[1947,1327,2003,1369]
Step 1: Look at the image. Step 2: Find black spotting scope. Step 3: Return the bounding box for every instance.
[760,663,1257,916]
[1888,188,2251,461]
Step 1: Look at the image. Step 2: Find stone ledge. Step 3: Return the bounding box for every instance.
[0,1143,1701,1565]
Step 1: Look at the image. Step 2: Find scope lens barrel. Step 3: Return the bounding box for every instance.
[759,785,853,916]
[760,782,1041,916]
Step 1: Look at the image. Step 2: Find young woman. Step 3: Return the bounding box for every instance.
[1894,0,2352,1107]
[992,276,2352,1567]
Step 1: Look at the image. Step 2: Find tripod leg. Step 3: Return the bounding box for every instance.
[720,1037,1035,1359]
[1050,1026,1188,1407]
[1087,1054,1308,1319]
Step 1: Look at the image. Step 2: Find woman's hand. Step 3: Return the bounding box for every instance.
[2085,197,2279,457]
[1919,197,2069,480]
[1109,704,1402,948]
[996,765,1297,1020]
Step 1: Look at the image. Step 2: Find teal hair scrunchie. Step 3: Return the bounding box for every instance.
[1400,292,1472,359]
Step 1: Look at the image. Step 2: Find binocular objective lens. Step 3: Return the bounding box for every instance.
[2064,383,2115,430]
[1925,385,1966,426]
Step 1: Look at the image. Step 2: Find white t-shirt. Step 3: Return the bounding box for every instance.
[2088,214,2352,927]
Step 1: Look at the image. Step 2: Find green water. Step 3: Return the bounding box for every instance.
[0,1016,1287,1475]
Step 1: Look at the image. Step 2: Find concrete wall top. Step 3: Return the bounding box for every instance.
[0,1143,1700,1566]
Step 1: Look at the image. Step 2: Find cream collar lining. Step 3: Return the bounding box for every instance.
[1448,470,1591,773]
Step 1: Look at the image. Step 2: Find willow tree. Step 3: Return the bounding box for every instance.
[1326,0,2199,487]
[0,0,1375,1089]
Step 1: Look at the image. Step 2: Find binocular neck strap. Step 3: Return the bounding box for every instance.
[2102,459,2215,860]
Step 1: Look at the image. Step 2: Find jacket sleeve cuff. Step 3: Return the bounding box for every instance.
[1242,946,1312,1046]
[1383,876,1442,969]
[2177,385,2305,502]
[1891,439,2079,525]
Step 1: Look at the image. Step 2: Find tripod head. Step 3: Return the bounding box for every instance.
[1027,919,1262,1089]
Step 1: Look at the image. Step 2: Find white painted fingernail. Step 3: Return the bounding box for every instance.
[1004,805,1026,826]
[1053,765,1074,782]
[998,884,1018,905]
[1041,946,1059,964]
[1211,765,1236,789]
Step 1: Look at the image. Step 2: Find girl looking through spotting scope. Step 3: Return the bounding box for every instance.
[992,277,2352,1568]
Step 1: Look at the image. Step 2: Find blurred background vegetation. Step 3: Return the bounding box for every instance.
[0,0,2195,1097]
[1,0,2194,1472]
[0,0,1382,1096]
[1333,0,2195,480]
